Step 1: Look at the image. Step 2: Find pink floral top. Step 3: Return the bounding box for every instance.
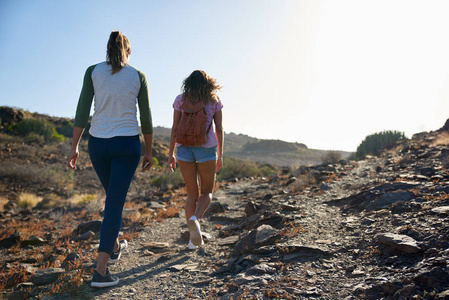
[173,94,223,148]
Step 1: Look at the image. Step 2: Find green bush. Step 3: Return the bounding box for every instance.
[51,128,65,142]
[15,119,64,142]
[16,119,53,139]
[58,122,74,137]
[356,130,406,159]
[217,157,275,180]
[151,169,184,189]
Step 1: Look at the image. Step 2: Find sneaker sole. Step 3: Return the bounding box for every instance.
[110,240,128,262]
[91,278,119,288]
[187,220,203,246]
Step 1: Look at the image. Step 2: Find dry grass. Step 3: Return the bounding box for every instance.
[0,263,30,292]
[280,221,308,238]
[364,246,380,257]
[0,197,9,211]
[41,270,90,299]
[425,192,449,202]
[68,194,99,205]
[431,131,449,146]
[122,230,140,241]
[17,193,42,209]
[155,206,181,220]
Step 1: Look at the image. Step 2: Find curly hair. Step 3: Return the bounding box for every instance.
[106,31,131,75]
[181,70,222,104]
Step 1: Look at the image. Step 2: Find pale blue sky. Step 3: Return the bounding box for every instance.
[2,1,449,151]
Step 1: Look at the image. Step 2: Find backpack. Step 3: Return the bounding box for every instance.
[175,100,212,147]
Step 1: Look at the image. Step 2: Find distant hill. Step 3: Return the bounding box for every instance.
[1,107,352,167]
[153,126,351,167]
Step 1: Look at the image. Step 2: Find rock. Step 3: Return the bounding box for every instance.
[147,201,165,209]
[244,201,259,218]
[0,106,24,126]
[62,252,80,270]
[217,235,240,247]
[20,236,48,247]
[436,289,449,299]
[72,230,94,242]
[280,203,299,211]
[168,263,199,272]
[233,274,263,285]
[364,191,415,211]
[414,267,449,289]
[431,206,449,215]
[204,201,225,216]
[377,233,422,254]
[141,242,170,249]
[245,264,277,275]
[32,268,65,286]
[72,220,102,235]
[7,290,33,300]
[232,224,281,256]
[0,233,21,248]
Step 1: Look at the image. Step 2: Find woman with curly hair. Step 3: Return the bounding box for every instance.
[168,70,223,250]
[67,31,153,287]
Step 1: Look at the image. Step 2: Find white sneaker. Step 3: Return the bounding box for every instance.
[188,239,204,250]
[187,219,203,246]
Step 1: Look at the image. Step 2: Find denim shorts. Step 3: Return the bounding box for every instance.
[176,146,217,163]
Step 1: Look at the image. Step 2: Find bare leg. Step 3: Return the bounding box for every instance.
[195,160,217,219]
[178,161,200,222]
[95,252,110,276]
[113,238,119,252]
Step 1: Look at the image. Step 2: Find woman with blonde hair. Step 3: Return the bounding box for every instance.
[168,70,223,249]
[67,31,153,287]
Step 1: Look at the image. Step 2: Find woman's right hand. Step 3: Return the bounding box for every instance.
[67,149,79,170]
[168,155,176,173]
[216,156,223,173]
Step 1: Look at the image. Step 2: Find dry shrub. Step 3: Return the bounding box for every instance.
[43,270,90,299]
[17,193,42,209]
[67,194,98,205]
[264,284,294,299]
[0,163,66,187]
[425,192,449,202]
[0,197,9,211]
[0,263,30,292]
[155,206,181,221]
[35,193,63,209]
[291,172,317,192]
[0,132,22,144]
[122,230,139,241]
[280,221,308,238]
[364,246,381,257]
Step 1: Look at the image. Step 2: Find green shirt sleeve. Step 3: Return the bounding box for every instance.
[137,70,153,134]
[73,65,96,128]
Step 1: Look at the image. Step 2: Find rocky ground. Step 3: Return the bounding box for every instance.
[2,126,449,299]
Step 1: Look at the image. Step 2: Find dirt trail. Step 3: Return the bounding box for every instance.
[91,180,257,299]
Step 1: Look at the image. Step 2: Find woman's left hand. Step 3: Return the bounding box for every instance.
[67,149,79,170]
[141,154,153,172]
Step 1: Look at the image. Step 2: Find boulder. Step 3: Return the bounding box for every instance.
[377,233,422,254]
[232,224,281,257]
[32,268,65,286]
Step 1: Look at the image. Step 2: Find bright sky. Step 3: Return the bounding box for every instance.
[1,0,449,152]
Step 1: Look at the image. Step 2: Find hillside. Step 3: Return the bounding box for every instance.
[1,114,449,298]
[153,126,351,167]
[0,106,351,168]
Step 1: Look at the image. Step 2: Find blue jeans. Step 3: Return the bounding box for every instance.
[88,134,141,255]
